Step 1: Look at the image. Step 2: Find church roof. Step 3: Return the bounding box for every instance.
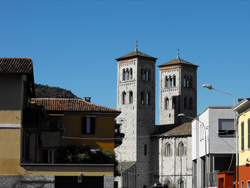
[155,122,192,137]
[116,49,157,61]
[0,57,33,74]
[158,57,198,68]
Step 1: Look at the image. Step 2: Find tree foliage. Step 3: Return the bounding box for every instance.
[35,83,78,98]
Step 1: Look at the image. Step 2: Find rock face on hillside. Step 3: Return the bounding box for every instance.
[35,84,78,98]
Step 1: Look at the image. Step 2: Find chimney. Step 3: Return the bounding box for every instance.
[84,97,91,102]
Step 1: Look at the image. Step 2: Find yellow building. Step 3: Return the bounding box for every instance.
[0,58,120,188]
[233,98,250,188]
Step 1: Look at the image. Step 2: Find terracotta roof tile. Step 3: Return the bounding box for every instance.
[158,57,198,68]
[31,98,121,113]
[116,49,157,61]
[0,58,33,74]
[160,123,192,136]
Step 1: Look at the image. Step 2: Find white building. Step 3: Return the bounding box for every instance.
[192,106,236,188]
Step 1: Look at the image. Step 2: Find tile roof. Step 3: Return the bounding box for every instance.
[116,49,157,61]
[31,98,121,114]
[0,58,33,74]
[159,122,192,137]
[158,57,198,68]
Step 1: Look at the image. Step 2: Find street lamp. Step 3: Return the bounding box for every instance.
[202,84,238,188]
[178,113,207,187]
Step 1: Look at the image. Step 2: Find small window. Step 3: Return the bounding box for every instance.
[178,142,184,156]
[189,97,193,110]
[172,97,176,109]
[218,119,235,136]
[242,181,244,188]
[248,119,250,149]
[165,143,171,156]
[129,91,133,104]
[141,92,144,104]
[144,144,147,156]
[122,92,126,104]
[82,117,95,134]
[173,75,176,87]
[146,93,150,105]
[165,76,169,88]
[130,68,133,79]
[170,76,173,87]
[165,98,169,109]
[179,180,184,188]
[122,69,125,81]
[242,122,245,151]
[126,69,129,80]
[184,76,186,87]
[184,97,187,109]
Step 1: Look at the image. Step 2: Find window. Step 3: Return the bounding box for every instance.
[146,93,150,105]
[190,77,192,88]
[122,92,126,104]
[144,144,147,156]
[178,142,184,156]
[165,143,171,156]
[82,117,95,134]
[184,76,186,87]
[165,98,169,109]
[242,181,244,188]
[129,91,133,104]
[122,69,125,81]
[248,119,250,149]
[242,122,245,151]
[173,75,176,87]
[126,68,129,80]
[163,180,171,188]
[170,76,173,87]
[141,92,144,104]
[179,180,184,188]
[218,119,234,136]
[130,68,133,79]
[187,77,190,87]
[165,76,169,88]
[189,97,192,110]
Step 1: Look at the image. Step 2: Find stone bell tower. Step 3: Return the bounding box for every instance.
[115,46,157,187]
[158,51,198,125]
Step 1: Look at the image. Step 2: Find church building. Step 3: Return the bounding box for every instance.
[115,47,198,188]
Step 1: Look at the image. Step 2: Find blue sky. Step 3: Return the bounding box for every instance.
[1,0,249,124]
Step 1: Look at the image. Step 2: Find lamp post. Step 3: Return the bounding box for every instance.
[202,84,238,188]
[178,113,207,187]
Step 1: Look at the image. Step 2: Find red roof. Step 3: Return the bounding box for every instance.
[31,98,120,114]
[116,49,157,61]
[0,58,33,74]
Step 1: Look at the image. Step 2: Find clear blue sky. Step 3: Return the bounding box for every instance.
[1,0,249,124]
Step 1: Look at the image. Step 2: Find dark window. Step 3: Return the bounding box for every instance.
[172,97,176,109]
[242,122,244,151]
[141,92,144,104]
[173,75,176,87]
[248,119,250,149]
[82,117,95,134]
[144,144,147,156]
[129,91,133,104]
[165,98,169,109]
[178,142,184,156]
[165,143,171,156]
[146,93,150,105]
[122,92,126,104]
[218,119,235,136]
[184,97,187,109]
[189,97,193,110]
[130,68,133,79]
[165,77,169,88]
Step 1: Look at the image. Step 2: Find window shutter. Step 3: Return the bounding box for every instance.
[82,117,86,134]
[90,117,95,134]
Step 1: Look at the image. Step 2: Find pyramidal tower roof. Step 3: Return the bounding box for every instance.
[116,48,157,61]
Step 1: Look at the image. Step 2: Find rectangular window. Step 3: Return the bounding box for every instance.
[218,119,235,136]
[144,144,147,156]
[242,122,245,151]
[242,181,244,188]
[82,117,95,134]
[248,119,250,149]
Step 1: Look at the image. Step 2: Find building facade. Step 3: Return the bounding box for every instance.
[233,98,250,188]
[0,58,120,188]
[192,106,236,188]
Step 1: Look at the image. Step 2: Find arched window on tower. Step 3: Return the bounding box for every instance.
[184,97,187,109]
[165,98,169,109]
[187,76,190,88]
[189,97,193,110]
[146,70,149,81]
[126,68,129,80]
[173,75,176,87]
[147,70,150,81]
[184,76,186,87]
[179,180,184,188]
[122,92,126,104]
[190,77,192,88]
[170,76,173,87]
[178,142,184,156]
[165,76,169,88]
[146,92,150,105]
[165,143,171,156]
[130,68,133,79]
[122,69,125,81]
[141,92,145,104]
[129,91,133,104]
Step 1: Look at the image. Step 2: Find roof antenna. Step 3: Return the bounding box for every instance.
[177,48,180,59]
